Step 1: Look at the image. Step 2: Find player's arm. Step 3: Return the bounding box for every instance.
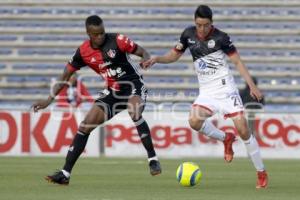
[143,29,187,69]
[229,52,263,101]
[31,67,74,112]
[154,49,182,63]
[132,45,151,63]
[31,47,84,112]
[142,49,183,69]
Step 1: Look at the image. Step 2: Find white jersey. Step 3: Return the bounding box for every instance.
[194,50,237,97]
[174,25,238,98]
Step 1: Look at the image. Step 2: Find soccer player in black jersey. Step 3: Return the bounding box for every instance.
[32,15,161,185]
[143,5,268,189]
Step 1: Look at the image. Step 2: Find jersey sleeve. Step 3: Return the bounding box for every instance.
[220,34,237,56]
[66,48,86,72]
[116,34,138,53]
[173,29,188,53]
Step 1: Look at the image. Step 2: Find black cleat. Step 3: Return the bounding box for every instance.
[45,171,70,185]
[149,160,162,176]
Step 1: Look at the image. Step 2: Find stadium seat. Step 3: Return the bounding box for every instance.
[0,2,299,109]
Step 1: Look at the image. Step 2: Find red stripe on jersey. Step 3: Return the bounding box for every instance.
[192,104,213,115]
[224,111,244,119]
[116,34,137,53]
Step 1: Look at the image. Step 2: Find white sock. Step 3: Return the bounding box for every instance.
[199,120,226,141]
[148,156,158,162]
[61,169,71,178]
[243,134,265,171]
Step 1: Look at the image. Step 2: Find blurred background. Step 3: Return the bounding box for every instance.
[0,0,300,158]
[0,0,299,112]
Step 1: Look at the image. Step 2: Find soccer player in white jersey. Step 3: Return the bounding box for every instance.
[143,5,268,189]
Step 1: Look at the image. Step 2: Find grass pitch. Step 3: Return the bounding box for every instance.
[0,157,299,200]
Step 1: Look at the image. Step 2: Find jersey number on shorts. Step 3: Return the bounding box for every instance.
[231,95,243,107]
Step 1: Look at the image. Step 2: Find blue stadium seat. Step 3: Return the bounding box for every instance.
[18,48,74,55]
[0,35,18,41]
[144,77,184,83]
[0,63,6,69]
[153,63,189,70]
[6,75,53,82]
[81,76,102,83]
[148,89,178,96]
[23,35,86,41]
[0,8,14,14]
[0,88,49,95]
[0,48,12,55]
[184,89,199,96]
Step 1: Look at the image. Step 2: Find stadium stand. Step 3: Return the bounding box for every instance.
[0,0,299,111]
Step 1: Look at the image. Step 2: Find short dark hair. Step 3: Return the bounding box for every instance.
[194,5,213,21]
[85,15,103,27]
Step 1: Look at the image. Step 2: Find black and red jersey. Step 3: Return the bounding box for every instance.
[67,33,142,91]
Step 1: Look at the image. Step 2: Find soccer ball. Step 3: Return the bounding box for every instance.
[176,162,202,187]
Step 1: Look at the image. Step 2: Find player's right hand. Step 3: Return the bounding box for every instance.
[31,99,52,112]
[140,57,157,69]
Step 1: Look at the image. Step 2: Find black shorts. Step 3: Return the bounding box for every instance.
[95,79,148,119]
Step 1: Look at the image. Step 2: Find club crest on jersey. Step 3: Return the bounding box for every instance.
[207,39,215,48]
[107,49,116,58]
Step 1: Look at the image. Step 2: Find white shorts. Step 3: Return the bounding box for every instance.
[192,91,244,119]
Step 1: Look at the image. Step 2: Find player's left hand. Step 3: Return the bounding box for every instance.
[249,85,263,101]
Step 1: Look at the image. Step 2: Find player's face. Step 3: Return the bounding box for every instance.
[86,24,106,47]
[195,17,212,38]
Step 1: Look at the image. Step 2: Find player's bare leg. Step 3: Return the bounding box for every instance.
[189,106,235,162]
[127,95,161,176]
[46,104,107,185]
[232,114,268,189]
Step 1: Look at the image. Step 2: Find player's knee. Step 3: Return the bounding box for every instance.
[188,118,203,131]
[238,128,250,140]
[128,111,141,122]
[78,120,101,134]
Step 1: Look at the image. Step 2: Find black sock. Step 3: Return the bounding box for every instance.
[63,131,90,173]
[133,117,156,158]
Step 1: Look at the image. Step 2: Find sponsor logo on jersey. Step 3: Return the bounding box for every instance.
[107,49,116,58]
[188,38,196,44]
[207,39,216,48]
[98,61,112,69]
[101,67,126,78]
[197,58,207,70]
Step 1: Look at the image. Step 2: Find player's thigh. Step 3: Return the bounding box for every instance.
[127,80,147,120]
[79,104,107,134]
[221,91,244,118]
[189,105,212,130]
[231,114,250,140]
[127,95,145,120]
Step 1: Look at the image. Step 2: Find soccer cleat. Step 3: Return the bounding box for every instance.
[149,160,162,176]
[256,170,268,189]
[45,171,70,185]
[223,132,236,163]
